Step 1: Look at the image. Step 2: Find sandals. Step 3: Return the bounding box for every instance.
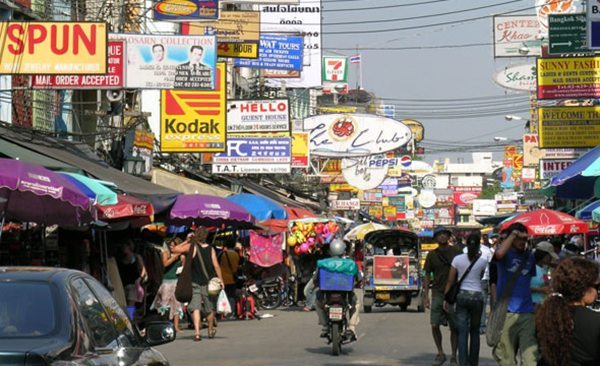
[208,328,217,339]
[194,334,202,342]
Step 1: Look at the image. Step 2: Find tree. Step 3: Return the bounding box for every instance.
[479,181,501,199]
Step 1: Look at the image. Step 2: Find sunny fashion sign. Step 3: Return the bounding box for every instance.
[537,56,600,99]
[0,22,107,74]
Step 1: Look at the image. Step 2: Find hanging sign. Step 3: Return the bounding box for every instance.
[235,35,303,71]
[341,155,389,191]
[227,99,290,133]
[322,56,348,82]
[153,0,219,21]
[538,106,600,148]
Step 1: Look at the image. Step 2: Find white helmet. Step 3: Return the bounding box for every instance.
[329,239,346,257]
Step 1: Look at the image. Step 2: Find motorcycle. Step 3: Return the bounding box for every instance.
[323,290,354,356]
[246,276,284,310]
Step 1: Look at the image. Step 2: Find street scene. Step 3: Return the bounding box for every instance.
[1,0,600,366]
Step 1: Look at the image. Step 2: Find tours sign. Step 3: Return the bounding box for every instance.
[538,106,600,148]
[235,35,303,71]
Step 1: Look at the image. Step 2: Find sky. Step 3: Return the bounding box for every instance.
[321,0,555,164]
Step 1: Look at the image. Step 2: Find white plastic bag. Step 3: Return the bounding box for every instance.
[217,289,231,314]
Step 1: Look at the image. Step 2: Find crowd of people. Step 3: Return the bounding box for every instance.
[422,225,600,366]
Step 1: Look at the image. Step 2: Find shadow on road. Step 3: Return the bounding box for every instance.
[399,353,497,365]
[305,345,355,356]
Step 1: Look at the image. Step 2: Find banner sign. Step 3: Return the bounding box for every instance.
[537,56,600,99]
[31,40,123,89]
[494,63,536,91]
[342,156,389,191]
[379,178,398,196]
[523,133,587,166]
[235,34,303,70]
[361,190,383,202]
[322,56,348,82]
[303,114,412,157]
[0,22,107,75]
[453,188,481,207]
[330,198,360,211]
[291,132,309,168]
[493,15,543,57]
[159,62,226,153]
[539,106,600,148]
[539,159,574,180]
[260,0,322,88]
[227,99,290,133]
[112,33,216,90]
[212,135,291,174]
[153,0,218,21]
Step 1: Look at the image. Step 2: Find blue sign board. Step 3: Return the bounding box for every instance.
[153,0,219,21]
[235,35,303,71]
[213,136,292,163]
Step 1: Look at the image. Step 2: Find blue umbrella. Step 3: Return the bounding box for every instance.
[226,193,287,221]
[578,200,600,221]
[549,146,600,199]
[59,172,119,206]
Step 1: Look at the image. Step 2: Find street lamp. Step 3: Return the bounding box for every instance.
[493,136,508,142]
[505,115,531,130]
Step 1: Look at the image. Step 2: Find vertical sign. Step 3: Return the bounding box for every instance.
[291,132,309,168]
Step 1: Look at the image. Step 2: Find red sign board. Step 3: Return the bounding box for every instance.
[373,255,409,285]
[31,41,124,89]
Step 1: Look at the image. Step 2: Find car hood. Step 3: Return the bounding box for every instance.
[0,338,68,365]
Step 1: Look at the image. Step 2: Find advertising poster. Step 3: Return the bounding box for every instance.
[493,15,543,57]
[113,34,216,89]
[153,0,218,21]
[379,178,398,196]
[260,0,322,88]
[523,133,586,166]
[159,62,226,153]
[31,41,123,89]
[0,22,107,75]
[373,256,409,285]
[494,63,536,91]
[227,99,290,133]
[383,205,397,221]
[539,159,574,180]
[538,106,600,148]
[212,135,292,174]
[235,35,303,71]
[537,56,600,99]
[291,132,309,168]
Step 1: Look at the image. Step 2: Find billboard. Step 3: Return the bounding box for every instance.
[159,62,226,153]
[181,11,260,42]
[212,135,292,174]
[493,15,543,57]
[494,63,536,91]
[539,159,574,180]
[291,132,309,168]
[235,35,303,71]
[537,56,600,99]
[539,106,600,148]
[153,0,218,21]
[523,133,587,166]
[302,114,412,157]
[0,22,107,74]
[112,33,216,89]
[260,0,322,88]
[342,156,389,190]
[227,99,289,133]
[31,40,123,89]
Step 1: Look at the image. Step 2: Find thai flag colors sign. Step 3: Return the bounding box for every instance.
[153,0,218,21]
[159,62,226,153]
[0,22,107,75]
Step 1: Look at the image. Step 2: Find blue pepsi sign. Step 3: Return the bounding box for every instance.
[235,35,303,71]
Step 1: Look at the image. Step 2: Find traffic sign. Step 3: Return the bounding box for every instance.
[548,14,588,54]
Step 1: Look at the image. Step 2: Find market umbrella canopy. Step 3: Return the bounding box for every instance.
[285,206,316,221]
[0,158,93,226]
[97,194,154,221]
[227,193,287,221]
[549,146,600,199]
[344,222,390,241]
[169,194,256,228]
[593,206,600,222]
[576,200,600,221]
[499,209,588,236]
[59,172,118,206]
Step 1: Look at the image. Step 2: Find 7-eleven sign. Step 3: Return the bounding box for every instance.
[322,56,348,82]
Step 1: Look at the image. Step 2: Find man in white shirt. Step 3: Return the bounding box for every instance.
[464,242,493,334]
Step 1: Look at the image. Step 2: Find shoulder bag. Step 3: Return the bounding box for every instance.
[485,251,529,347]
[444,254,480,304]
[197,245,222,296]
[174,243,195,303]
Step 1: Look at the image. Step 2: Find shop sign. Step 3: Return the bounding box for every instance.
[320,175,346,184]
[379,178,398,196]
[493,15,543,57]
[397,173,413,188]
[421,175,437,189]
[435,206,454,226]
[539,159,574,180]
[494,63,536,91]
[472,199,497,216]
[342,155,389,190]
[321,159,341,175]
[418,190,436,208]
[453,188,481,207]
[159,62,226,153]
[0,22,107,75]
[368,204,383,219]
[212,135,291,174]
[538,106,600,148]
[227,99,290,133]
[215,42,259,59]
[329,184,357,192]
[153,0,218,21]
[112,33,217,90]
[31,41,123,89]
[322,56,348,82]
[589,0,600,49]
[523,133,586,166]
[383,206,397,221]
[535,0,580,36]
[322,83,349,95]
[385,196,406,212]
[235,34,303,71]
[434,189,454,208]
[303,114,412,157]
[537,56,600,99]
[522,167,536,182]
[291,132,309,168]
[330,198,360,211]
[361,190,382,202]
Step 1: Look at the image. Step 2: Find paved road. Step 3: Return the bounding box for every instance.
[157,305,498,366]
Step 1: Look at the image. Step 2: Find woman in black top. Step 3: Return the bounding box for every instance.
[535,257,600,366]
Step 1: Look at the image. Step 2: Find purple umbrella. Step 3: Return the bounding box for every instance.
[169,194,256,228]
[0,158,94,226]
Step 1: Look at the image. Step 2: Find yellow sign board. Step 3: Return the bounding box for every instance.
[0,22,107,74]
[291,132,309,168]
[159,62,226,153]
[539,106,600,148]
[383,206,396,221]
[182,11,260,42]
[537,57,600,99]
[329,184,358,192]
[318,106,357,113]
[217,42,258,59]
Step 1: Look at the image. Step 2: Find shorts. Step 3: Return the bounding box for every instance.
[430,294,457,330]
[188,283,217,314]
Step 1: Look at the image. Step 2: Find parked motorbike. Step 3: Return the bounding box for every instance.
[246,276,284,310]
[323,290,354,356]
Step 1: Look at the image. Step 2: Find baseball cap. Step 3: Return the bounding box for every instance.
[433,226,452,237]
[535,241,559,261]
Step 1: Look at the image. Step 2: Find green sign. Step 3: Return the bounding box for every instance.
[548,14,588,54]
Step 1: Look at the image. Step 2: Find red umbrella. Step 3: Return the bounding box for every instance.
[285,206,316,221]
[499,209,589,236]
[97,194,154,222]
[259,219,289,234]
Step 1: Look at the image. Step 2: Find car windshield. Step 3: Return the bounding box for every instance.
[0,282,56,337]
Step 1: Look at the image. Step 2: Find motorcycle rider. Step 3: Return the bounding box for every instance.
[314,238,361,341]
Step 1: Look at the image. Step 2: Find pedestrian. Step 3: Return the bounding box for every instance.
[150,237,184,332]
[469,231,494,334]
[444,233,488,366]
[117,241,148,320]
[530,241,557,309]
[423,227,461,366]
[535,257,600,366]
[492,223,538,366]
[219,238,240,318]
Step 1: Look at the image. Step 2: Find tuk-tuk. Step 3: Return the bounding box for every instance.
[362,229,424,313]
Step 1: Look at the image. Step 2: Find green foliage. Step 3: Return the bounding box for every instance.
[480,181,501,199]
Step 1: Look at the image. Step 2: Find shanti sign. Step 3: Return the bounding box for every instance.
[159,62,226,153]
[153,0,218,21]
[0,22,107,74]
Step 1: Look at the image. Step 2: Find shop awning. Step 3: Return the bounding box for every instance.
[238,178,322,212]
[151,168,231,198]
[0,138,78,171]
